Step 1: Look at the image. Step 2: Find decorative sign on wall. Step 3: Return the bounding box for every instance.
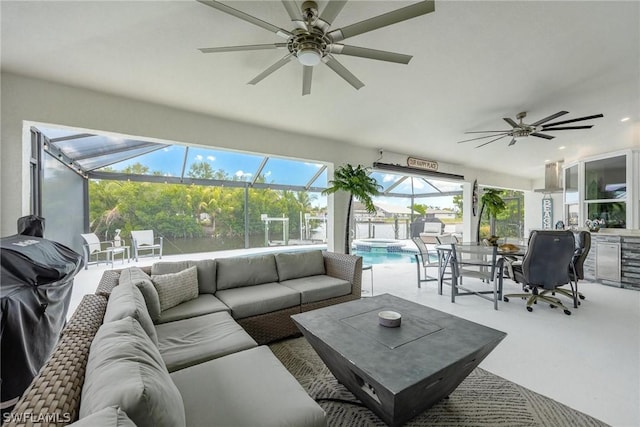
[407,157,438,172]
[542,196,553,229]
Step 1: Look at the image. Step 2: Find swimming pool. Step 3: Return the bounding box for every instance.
[352,239,418,265]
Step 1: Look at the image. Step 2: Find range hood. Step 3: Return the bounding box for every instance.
[534,161,564,193]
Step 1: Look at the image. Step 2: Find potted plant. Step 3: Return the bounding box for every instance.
[476,188,507,243]
[322,164,382,254]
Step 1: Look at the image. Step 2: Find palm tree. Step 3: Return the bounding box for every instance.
[476,188,506,242]
[322,164,381,253]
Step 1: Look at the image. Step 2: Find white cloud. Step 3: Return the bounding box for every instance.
[382,174,396,183]
[235,170,253,178]
[195,154,203,161]
[207,156,215,162]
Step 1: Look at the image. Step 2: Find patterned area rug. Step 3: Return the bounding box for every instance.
[270,338,609,427]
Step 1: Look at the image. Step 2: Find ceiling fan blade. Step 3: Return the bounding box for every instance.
[476,134,510,148]
[508,138,517,146]
[281,0,302,20]
[503,117,518,128]
[327,0,435,42]
[329,44,412,64]
[324,55,364,89]
[319,1,348,27]
[457,132,511,143]
[540,126,594,131]
[281,1,308,30]
[199,43,287,53]
[197,0,292,38]
[302,66,313,96]
[464,130,512,134]
[541,114,604,127]
[530,132,555,140]
[248,53,294,85]
[530,111,569,126]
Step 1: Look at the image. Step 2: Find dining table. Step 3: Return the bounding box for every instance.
[434,242,526,309]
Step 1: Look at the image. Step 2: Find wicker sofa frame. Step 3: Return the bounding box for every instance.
[6,251,361,426]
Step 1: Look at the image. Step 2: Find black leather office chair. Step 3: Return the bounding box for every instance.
[503,230,577,315]
[549,231,591,305]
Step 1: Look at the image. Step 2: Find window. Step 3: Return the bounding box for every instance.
[584,155,627,228]
[564,165,578,227]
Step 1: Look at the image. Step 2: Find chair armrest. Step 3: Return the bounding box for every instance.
[323,252,362,297]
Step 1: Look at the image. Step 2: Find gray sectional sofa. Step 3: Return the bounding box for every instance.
[7,250,362,427]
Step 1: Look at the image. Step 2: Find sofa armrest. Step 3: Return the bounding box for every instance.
[94,270,120,297]
[322,252,362,297]
[5,295,108,426]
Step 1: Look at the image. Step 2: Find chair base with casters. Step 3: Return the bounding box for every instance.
[502,230,578,315]
[503,287,574,316]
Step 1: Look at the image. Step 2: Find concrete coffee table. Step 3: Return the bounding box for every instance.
[291,293,506,427]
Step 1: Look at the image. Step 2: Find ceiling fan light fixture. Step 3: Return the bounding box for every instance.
[297,47,322,66]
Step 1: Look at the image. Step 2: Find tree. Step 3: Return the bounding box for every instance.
[476,188,506,242]
[321,164,381,254]
[452,194,463,218]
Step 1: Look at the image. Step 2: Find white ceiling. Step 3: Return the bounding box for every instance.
[2,1,638,180]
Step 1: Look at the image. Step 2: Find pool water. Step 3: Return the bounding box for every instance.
[354,250,418,265]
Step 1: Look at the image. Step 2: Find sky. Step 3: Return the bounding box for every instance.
[104,143,458,210]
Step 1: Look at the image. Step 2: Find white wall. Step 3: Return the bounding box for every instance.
[1,72,534,250]
[524,190,564,237]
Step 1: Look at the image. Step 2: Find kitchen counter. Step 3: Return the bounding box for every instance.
[583,230,640,290]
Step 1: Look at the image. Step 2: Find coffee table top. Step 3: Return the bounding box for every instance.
[292,293,506,393]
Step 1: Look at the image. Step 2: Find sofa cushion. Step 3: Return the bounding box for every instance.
[216,254,279,290]
[275,250,326,281]
[215,283,300,319]
[80,317,186,427]
[151,259,216,294]
[151,266,199,311]
[155,294,230,324]
[119,267,161,322]
[280,275,351,304]
[104,281,158,346]
[170,346,326,427]
[156,311,257,372]
[71,406,136,427]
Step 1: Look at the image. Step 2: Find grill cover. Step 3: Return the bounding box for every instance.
[0,234,82,411]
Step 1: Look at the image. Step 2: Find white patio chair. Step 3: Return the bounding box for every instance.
[80,233,128,269]
[130,230,163,261]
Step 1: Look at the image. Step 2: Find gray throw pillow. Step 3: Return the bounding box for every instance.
[275,250,326,281]
[80,317,186,427]
[70,406,136,427]
[105,281,158,346]
[151,266,199,311]
[119,267,161,322]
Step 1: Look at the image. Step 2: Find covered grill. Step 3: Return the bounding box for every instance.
[1,223,82,414]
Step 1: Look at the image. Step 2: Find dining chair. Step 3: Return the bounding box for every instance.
[412,237,439,288]
[447,243,502,310]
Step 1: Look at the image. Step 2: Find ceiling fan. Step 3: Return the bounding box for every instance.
[457,111,604,148]
[196,0,435,95]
